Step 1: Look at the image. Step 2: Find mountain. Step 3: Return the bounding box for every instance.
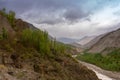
[68,42,84,54]
[57,36,96,48]
[77,36,96,46]
[88,28,120,54]
[70,42,82,48]
[57,38,84,53]
[77,28,120,72]
[83,34,105,49]
[57,37,78,44]
[0,10,99,80]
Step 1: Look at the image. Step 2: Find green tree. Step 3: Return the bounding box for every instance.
[7,10,15,27]
[2,27,8,39]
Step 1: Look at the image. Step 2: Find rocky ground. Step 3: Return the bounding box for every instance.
[0,64,40,80]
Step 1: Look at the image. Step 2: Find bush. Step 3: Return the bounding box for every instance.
[21,29,50,54]
[21,29,67,57]
[0,27,8,40]
[0,8,15,27]
[76,50,120,71]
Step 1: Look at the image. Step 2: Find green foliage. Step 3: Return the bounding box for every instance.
[0,27,8,40]
[21,29,50,54]
[21,29,67,57]
[0,8,15,27]
[0,8,7,16]
[7,10,15,27]
[76,49,120,71]
[2,27,8,39]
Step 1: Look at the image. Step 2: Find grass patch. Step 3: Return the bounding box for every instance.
[76,49,120,71]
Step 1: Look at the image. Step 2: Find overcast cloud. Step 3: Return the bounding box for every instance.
[0,0,120,39]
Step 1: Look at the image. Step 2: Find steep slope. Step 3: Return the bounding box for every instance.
[0,10,99,80]
[83,34,105,49]
[77,36,96,46]
[88,28,120,54]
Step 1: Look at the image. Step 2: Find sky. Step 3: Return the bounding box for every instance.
[0,0,120,39]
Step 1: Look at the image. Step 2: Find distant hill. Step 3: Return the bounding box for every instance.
[70,42,82,48]
[57,37,78,44]
[57,36,96,48]
[83,34,105,49]
[77,36,96,46]
[88,28,120,54]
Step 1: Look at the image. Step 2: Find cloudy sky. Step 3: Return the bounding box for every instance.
[0,0,120,39]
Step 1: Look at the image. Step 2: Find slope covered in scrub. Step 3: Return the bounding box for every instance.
[0,9,99,80]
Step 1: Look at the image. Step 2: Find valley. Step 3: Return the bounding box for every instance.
[0,0,120,80]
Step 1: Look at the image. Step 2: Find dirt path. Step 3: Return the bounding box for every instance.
[78,61,120,80]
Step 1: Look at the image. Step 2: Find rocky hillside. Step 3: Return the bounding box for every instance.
[0,10,99,80]
[77,36,95,46]
[88,28,120,54]
[83,34,105,49]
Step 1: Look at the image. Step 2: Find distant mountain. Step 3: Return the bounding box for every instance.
[57,36,99,50]
[70,42,82,48]
[88,28,120,54]
[70,42,84,53]
[57,36,96,46]
[57,37,78,44]
[77,36,96,46]
[83,34,105,49]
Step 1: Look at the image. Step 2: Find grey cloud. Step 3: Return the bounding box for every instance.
[36,19,63,25]
[0,0,34,14]
[20,9,65,25]
[97,22,120,32]
[0,0,79,13]
[63,8,89,22]
[0,0,88,24]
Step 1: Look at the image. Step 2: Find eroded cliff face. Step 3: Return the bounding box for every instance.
[0,11,99,80]
[88,28,120,54]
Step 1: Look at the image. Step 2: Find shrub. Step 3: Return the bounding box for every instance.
[21,29,68,57]
[0,27,8,40]
[21,29,50,54]
[76,50,120,71]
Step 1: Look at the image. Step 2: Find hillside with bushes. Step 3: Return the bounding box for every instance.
[77,49,120,72]
[0,9,99,80]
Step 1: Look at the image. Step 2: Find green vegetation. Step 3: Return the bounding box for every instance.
[0,8,68,57]
[0,27,8,39]
[0,8,15,27]
[0,9,99,80]
[21,29,67,57]
[21,29,50,53]
[7,10,15,27]
[76,49,120,71]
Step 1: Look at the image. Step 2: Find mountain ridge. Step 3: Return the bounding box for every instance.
[88,27,120,54]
